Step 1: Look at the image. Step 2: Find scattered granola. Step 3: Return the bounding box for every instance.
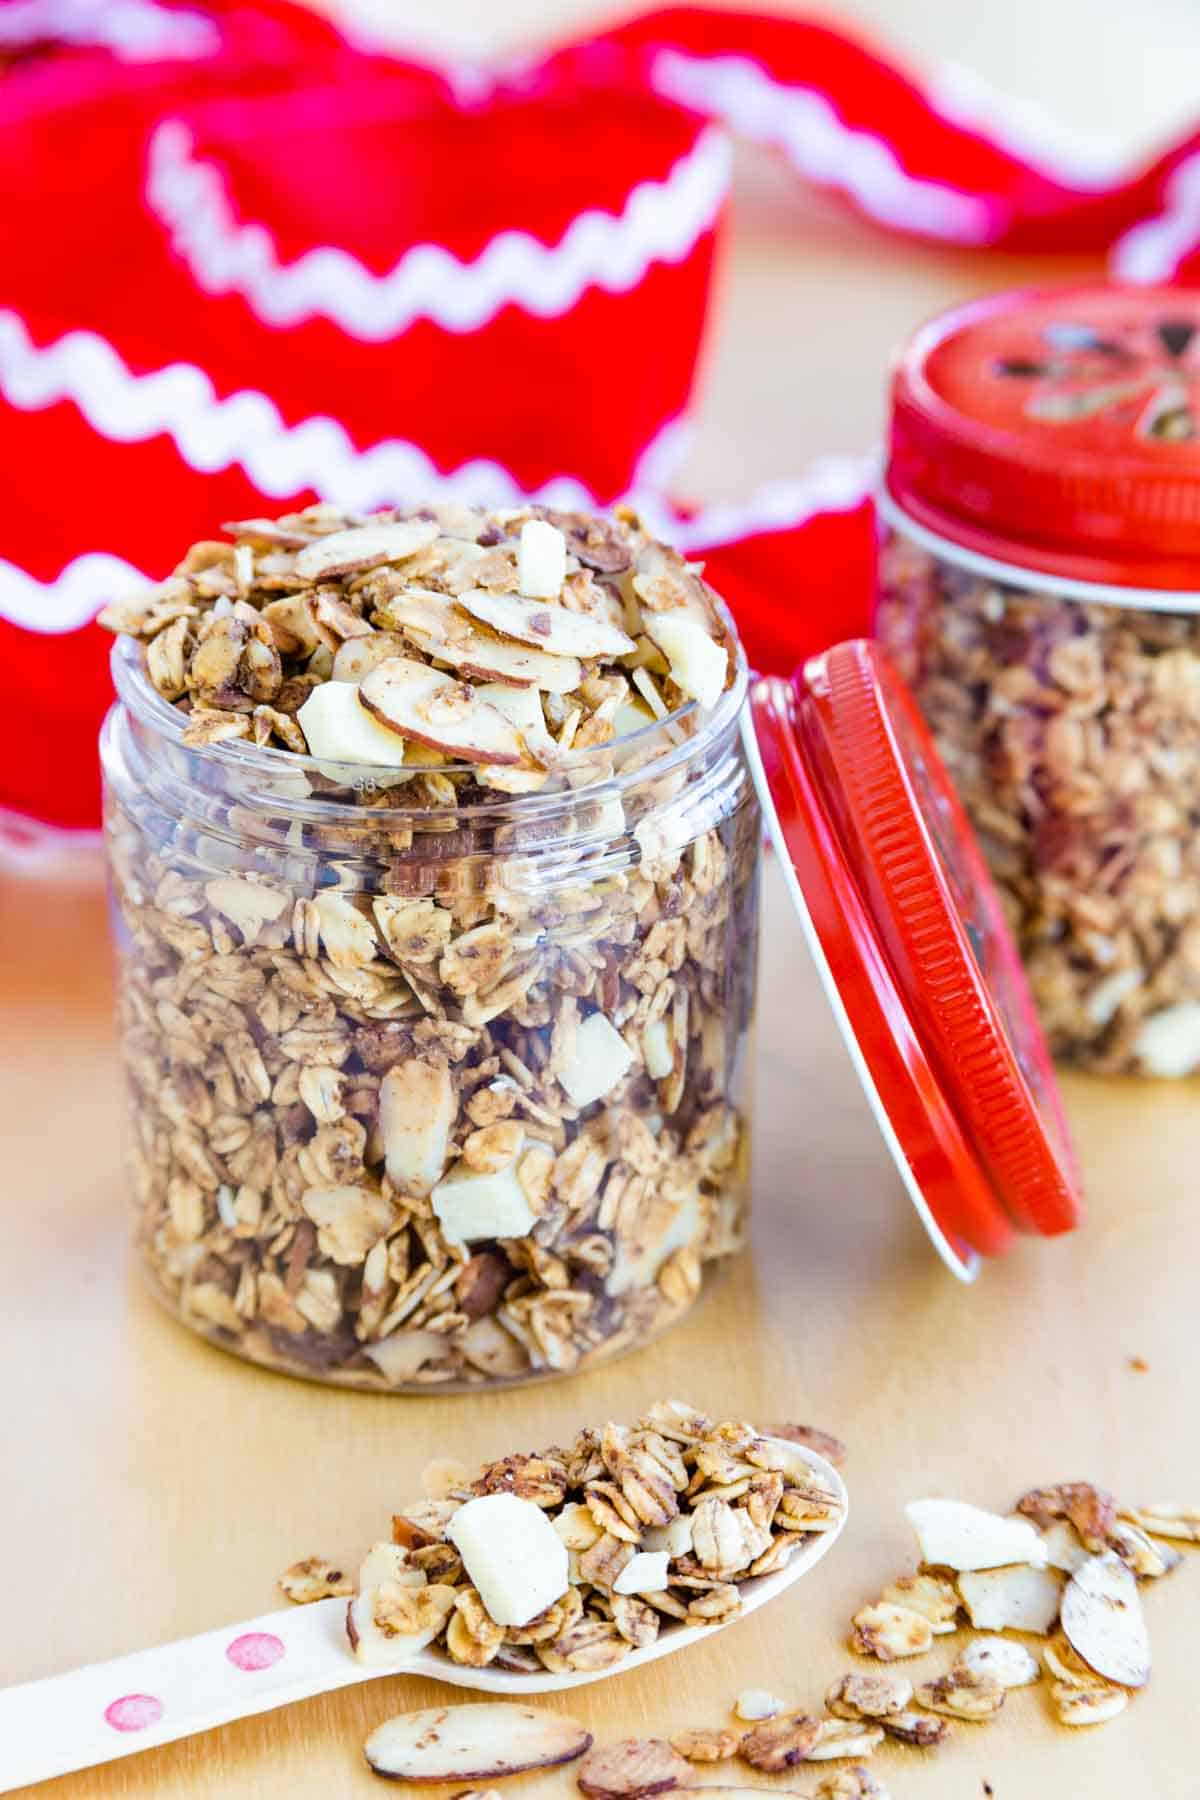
[876,528,1200,1073]
[668,1727,741,1763]
[102,503,757,1389]
[813,1768,891,1799]
[738,1710,824,1772]
[849,1603,934,1661]
[277,1556,353,1605]
[338,1404,845,1678]
[914,1671,1006,1723]
[826,1673,913,1719]
[576,1738,696,1797]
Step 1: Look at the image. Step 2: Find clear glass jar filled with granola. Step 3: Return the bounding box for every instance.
[876,284,1200,1076]
[100,504,757,1390]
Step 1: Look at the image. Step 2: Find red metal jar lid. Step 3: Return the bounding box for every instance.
[887,283,1200,589]
[746,640,1083,1279]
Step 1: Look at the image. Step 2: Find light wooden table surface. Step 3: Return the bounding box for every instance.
[6,0,1200,1793]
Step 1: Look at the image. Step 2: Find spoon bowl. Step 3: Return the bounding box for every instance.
[0,1442,846,1792]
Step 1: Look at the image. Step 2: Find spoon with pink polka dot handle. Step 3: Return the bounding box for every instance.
[0,1444,845,1792]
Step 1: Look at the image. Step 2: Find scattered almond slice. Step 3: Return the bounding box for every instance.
[879,1572,960,1633]
[1108,1519,1178,1579]
[1050,1681,1129,1727]
[297,679,410,768]
[734,1690,785,1722]
[359,656,531,767]
[204,877,288,944]
[826,1673,912,1719]
[576,1737,697,1797]
[643,614,728,711]
[915,1671,1006,1722]
[458,587,636,660]
[278,1555,353,1605]
[364,1703,591,1783]
[390,588,583,692]
[849,1602,934,1661]
[294,520,439,581]
[806,1719,884,1761]
[956,1564,1064,1635]
[1043,1632,1109,1689]
[955,1635,1041,1689]
[1060,1552,1151,1688]
[906,1499,1048,1572]
[1123,1504,1200,1543]
[518,518,568,599]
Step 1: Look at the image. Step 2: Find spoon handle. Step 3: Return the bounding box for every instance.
[0,1596,376,1792]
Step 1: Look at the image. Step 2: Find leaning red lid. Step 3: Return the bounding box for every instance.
[746,640,1083,1279]
[887,283,1200,589]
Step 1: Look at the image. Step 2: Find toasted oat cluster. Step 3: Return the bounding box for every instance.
[104,505,757,1389]
[877,529,1200,1074]
[100,501,736,784]
[329,1403,845,1677]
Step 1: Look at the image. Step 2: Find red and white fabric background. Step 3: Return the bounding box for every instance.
[4,0,1200,837]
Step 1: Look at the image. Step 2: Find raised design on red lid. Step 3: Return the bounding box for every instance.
[747,640,1083,1269]
[887,283,1200,588]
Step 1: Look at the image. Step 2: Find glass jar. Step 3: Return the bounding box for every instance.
[875,283,1200,1076]
[101,634,757,1391]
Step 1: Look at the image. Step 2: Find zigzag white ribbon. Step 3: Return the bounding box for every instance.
[0,308,692,520]
[0,0,218,60]
[145,120,731,340]
[1111,151,1200,283]
[650,49,993,244]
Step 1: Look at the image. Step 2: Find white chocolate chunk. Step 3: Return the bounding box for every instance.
[447,1493,569,1627]
[557,1012,635,1108]
[380,1061,455,1197]
[431,1159,538,1246]
[643,1514,694,1559]
[358,1542,425,1593]
[957,1564,1064,1635]
[297,680,409,768]
[1133,1001,1200,1076]
[612,1551,670,1595]
[518,518,567,599]
[644,613,727,710]
[614,698,656,739]
[474,683,557,760]
[294,520,438,581]
[906,1498,1048,1571]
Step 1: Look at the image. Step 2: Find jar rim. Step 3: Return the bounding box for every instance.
[108,624,750,820]
[878,485,1200,614]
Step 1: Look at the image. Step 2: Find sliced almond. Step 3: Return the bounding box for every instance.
[364,1703,591,1783]
[359,657,530,766]
[915,1671,1005,1722]
[879,1572,960,1634]
[204,876,288,944]
[849,1602,934,1661]
[1123,1503,1200,1543]
[577,1737,696,1797]
[1050,1680,1129,1727]
[294,520,438,581]
[380,1059,455,1197]
[1060,1551,1151,1688]
[906,1499,1047,1572]
[957,1564,1064,1635]
[297,679,409,768]
[389,588,582,692]
[826,1673,912,1719]
[458,587,635,660]
[1043,1632,1109,1689]
[806,1719,884,1761]
[1108,1519,1178,1579]
[331,630,411,683]
[955,1635,1041,1689]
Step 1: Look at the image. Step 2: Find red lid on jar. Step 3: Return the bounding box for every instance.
[887,283,1200,589]
[746,640,1083,1280]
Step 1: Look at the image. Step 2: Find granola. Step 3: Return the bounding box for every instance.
[877,526,1200,1072]
[338,1403,846,1678]
[102,504,757,1388]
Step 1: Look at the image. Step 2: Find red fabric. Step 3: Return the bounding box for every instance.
[2,0,1198,829]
